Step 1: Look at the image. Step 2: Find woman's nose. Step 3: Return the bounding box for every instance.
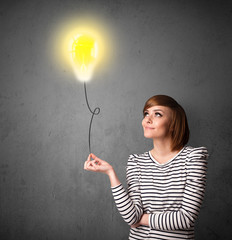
[145,116,152,123]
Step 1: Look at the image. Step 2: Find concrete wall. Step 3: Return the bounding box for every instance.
[1,0,232,239]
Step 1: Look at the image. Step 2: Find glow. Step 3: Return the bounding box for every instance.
[70,34,98,81]
[49,15,114,82]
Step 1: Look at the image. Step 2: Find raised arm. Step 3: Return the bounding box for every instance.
[111,155,143,225]
[84,154,143,226]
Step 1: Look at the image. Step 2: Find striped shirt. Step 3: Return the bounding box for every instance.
[111,146,208,240]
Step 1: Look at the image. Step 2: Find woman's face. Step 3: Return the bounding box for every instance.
[142,105,173,139]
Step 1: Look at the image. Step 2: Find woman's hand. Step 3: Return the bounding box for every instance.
[84,153,113,175]
[84,153,121,187]
[131,222,141,228]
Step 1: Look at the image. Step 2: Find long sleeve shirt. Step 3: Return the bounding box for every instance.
[111,146,208,240]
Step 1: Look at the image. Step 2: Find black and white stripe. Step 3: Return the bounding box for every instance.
[111,146,208,240]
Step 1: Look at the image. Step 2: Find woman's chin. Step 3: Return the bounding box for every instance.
[144,134,153,139]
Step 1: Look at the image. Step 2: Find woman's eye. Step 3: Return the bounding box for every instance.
[143,112,149,117]
[155,112,162,117]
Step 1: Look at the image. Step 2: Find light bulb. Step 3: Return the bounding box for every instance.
[70,34,98,81]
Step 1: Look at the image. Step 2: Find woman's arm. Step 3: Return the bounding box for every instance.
[133,147,208,230]
[131,214,149,228]
[84,153,143,226]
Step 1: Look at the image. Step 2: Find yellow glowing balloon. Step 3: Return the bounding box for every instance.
[70,34,98,81]
[49,16,114,81]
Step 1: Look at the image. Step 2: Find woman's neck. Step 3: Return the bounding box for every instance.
[151,138,179,164]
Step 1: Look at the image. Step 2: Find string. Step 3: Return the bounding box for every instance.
[84,81,100,153]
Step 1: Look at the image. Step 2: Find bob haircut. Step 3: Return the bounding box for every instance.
[143,95,189,151]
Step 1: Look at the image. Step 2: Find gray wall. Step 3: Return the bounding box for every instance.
[1,0,232,239]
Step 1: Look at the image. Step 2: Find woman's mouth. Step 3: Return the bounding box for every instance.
[144,126,154,130]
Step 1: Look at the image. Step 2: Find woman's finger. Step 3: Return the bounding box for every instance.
[131,223,140,228]
[86,161,97,171]
[84,154,91,169]
[90,153,101,162]
[93,159,100,165]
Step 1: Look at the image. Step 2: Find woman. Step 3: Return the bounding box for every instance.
[84,95,208,240]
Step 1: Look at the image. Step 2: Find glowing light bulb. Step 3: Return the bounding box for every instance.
[70,34,98,81]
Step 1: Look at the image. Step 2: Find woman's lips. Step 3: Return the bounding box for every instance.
[144,126,154,130]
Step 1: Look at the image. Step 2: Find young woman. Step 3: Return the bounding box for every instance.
[84,95,208,240]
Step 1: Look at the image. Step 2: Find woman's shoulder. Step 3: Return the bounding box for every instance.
[184,145,209,160]
[127,152,150,164]
[129,151,149,157]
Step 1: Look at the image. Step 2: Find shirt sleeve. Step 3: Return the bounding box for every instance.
[149,147,208,230]
[111,155,143,225]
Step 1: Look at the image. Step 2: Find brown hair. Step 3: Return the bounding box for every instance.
[143,95,189,151]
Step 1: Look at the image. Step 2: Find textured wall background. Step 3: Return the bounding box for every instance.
[1,0,232,239]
